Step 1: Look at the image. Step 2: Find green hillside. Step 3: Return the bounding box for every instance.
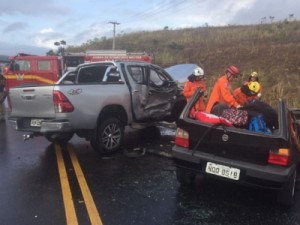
[67,20,300,108]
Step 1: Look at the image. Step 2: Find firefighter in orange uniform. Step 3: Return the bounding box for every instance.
[233,81,261,105]
[183,67,207,115]
[205,65,241,115]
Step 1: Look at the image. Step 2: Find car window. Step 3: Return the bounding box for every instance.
[128,66,146,84]
[77,65,107,83]
[60,71,76,84]
[149,68,169,87]
[38,60,51,71]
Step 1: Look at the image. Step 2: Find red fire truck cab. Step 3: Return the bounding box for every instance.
[3,50,153,90]
[3,54,62,91]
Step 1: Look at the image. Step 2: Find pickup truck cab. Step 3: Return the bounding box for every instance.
[8,61,185,155]
[172,88,300,207]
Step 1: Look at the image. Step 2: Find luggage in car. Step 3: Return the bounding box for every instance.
[221,108,248,127]
[194,111,233,127]
[248,114,272,134]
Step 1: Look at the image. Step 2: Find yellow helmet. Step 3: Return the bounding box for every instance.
[250,71,258,78]
[248,81,260,93]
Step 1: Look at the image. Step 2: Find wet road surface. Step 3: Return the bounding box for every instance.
[0,119,300,225]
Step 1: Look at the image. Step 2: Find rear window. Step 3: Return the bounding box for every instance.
[77,65,108,83]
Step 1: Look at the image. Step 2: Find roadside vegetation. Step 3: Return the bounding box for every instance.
[66,20,300,107]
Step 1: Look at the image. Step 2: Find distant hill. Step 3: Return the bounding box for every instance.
[67,20,300,107]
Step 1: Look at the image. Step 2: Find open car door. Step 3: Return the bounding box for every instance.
[126,64,178,122]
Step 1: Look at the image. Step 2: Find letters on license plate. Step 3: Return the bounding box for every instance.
[30,119,43,127]
[205,162,240,180]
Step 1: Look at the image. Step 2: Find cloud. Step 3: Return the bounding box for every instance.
[0,41,48,56]
[0,0,70,16]
[3,22,28,33]
[40,28,55,34]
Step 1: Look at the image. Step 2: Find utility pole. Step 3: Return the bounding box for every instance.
[109,21,120,50]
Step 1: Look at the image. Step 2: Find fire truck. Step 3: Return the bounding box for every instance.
[3,51,153,90]
[84,50,153,63]
[3,53,62,91]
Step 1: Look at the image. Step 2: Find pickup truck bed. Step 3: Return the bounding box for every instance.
[172,89,300,207]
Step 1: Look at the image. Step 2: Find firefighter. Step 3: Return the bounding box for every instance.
[245,71,262,98]
[233,81,261,105]
[205,65,241,115]
[183,67,207,116]
[0,72,6,121]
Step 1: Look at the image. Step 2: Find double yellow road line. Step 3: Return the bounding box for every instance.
[55,144,103,225]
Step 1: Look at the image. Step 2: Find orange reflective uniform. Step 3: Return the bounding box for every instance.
[183,79,207,112]
[205,75,239,113]
[233,87,256,105]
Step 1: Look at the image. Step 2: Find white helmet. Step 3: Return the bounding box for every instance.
[193,67,204,76]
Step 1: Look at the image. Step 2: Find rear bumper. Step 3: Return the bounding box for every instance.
[8,117,72,133]
[172,145,295,190]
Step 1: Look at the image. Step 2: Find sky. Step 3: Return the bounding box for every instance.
[0,0,299,56]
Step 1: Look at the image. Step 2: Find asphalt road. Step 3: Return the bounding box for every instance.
[0,118,300,225]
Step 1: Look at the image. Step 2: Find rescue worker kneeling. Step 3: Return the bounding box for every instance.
[233,81,261,105]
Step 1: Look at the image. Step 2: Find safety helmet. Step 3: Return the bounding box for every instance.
[193,67,204,77]
[250,71,258,78]
[226,65,240,76]
[248,81,261,94]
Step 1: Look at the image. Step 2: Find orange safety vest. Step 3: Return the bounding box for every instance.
[233,87,256,105]
[205,75,239,113]
[183,79,207,112]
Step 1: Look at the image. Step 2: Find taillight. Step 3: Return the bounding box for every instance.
[53,90,74,113]
[175,128,189,148]
[268,148,290,166]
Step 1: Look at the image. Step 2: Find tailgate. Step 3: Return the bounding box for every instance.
[184,121,283,165]
[9,86,55,118]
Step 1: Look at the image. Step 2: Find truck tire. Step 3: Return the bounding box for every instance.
[45,132,74,144]
[176,167,196,185]
[276,169,297,207]
[91,117,124,155]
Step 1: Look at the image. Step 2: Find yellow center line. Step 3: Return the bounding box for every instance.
[67,144,103,225]
[55,144,78,225]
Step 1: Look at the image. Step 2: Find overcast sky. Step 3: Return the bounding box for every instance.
[0,0,299,56]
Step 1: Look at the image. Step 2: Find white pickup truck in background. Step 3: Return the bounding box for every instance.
[8,61,186,155]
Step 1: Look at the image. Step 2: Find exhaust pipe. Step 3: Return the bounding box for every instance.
[23,133,34,141]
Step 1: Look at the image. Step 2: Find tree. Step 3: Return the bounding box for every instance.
[46,49,57,56]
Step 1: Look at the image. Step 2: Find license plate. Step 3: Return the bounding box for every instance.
[205,162,240,180]
[30,119,43,127]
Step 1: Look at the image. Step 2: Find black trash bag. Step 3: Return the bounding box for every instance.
[242,100,278,129]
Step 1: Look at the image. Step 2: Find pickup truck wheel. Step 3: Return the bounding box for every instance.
[45,132,74,144]
[176,167,196,185]
[277,170,297,207]
[92,118,124,155]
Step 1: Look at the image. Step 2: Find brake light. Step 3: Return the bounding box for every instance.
[175,128,189,148]
[268,148,290,166]
[53,90,74,113]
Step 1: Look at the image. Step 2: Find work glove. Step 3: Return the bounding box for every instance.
[236,104,242,109]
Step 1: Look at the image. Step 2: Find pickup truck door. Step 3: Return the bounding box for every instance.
[126,64,177,121]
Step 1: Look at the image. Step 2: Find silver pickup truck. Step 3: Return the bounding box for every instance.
[8,61,185,155]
